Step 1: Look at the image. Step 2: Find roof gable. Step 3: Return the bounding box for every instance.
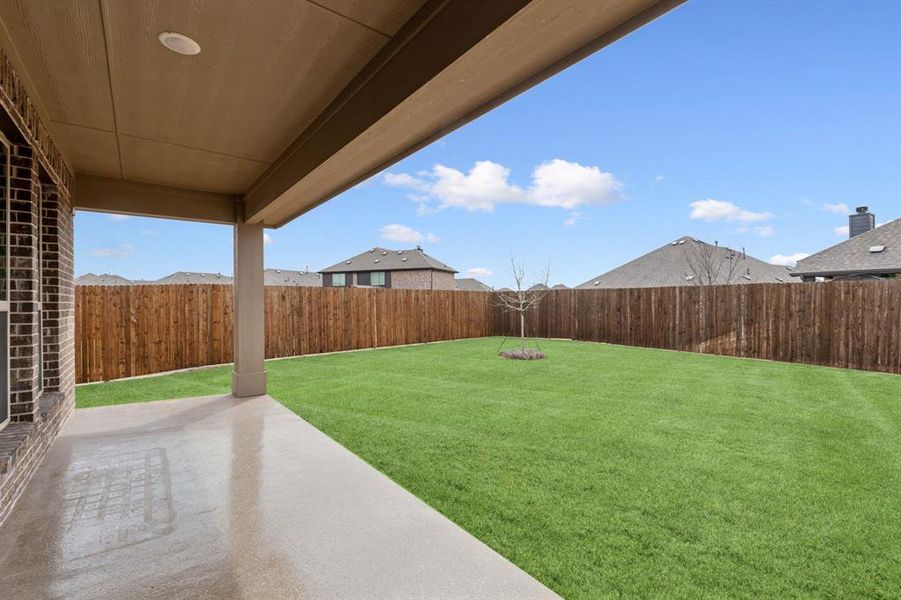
[792,219,901,277]
[577,236,793,289]
[320,247,456,274]
[455,277,491,292]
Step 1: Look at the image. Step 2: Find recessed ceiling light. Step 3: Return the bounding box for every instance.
[158,32,201,55]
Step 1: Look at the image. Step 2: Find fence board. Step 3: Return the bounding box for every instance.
[493,280,901,374]
[75,281,901,383]
[76,286,496,383]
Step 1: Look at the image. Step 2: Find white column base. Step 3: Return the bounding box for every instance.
[232,369,267,398]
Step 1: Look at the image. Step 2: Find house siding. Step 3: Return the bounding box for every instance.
[390,269,454,290]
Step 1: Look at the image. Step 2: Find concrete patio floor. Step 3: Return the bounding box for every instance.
[0,395,558,599]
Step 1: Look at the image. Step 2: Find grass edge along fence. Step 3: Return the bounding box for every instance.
[493,280,900,375]
[76,280,900,383]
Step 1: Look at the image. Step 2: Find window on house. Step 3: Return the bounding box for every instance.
[332,273,346,286]
[370,271,385,286]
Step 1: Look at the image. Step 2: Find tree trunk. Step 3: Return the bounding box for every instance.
[520,311,525,351]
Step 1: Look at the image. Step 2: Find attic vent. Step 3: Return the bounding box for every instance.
[869,245,886,253]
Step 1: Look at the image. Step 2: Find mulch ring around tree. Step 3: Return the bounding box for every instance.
[499,349,546,360]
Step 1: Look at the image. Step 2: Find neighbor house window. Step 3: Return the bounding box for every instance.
[332,273,346,286]
[370,271,385,286]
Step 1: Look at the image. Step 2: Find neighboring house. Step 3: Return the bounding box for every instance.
[577,236,793,289]
[455,278,492,292]
[155,271,233,285]
[320,247,457,290]
[75,272,133,286]
[792,218,900,281]
[264,269,322,286]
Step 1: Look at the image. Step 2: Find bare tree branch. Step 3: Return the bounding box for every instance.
[495,256,551,351]
[682,239,740,286]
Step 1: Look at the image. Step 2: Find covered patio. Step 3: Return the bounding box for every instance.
[0,394,557,598]
[0,0,682,596]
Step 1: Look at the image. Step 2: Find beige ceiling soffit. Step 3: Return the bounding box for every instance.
[74,175,238,224]
[243,0,532,224]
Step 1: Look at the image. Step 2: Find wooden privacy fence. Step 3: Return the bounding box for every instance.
[76,280,901,383]
[75,285,495,383]
[493,280,901,374]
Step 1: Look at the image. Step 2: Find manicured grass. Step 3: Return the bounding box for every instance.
[76,364,232,408]
[76,338,901,598]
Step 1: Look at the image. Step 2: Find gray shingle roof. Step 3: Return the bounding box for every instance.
[576,236,793,289]
[76,272,133,285]
[791,219,901,277]
[264,269,322,286]
[320,247,456,274]
[455,278,492,292]
[154,272,233,285]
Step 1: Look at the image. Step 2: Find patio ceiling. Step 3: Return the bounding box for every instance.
[0,0,682,227]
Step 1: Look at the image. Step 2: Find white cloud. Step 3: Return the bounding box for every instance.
[263,233,273,245]
[383,159,622,213]
[383,172,430,193]
[379,223,427,244]
[834,225,849,236]
[90,243,133,258]
[755,225,775,237]
[822,202,849,214]
[465,267,493,278]
[564,211,583,226]
[527,159,622,209]
[429,161,522,212]
[689,199,774,223]
[108,214,131,221]
[769,252,809,267]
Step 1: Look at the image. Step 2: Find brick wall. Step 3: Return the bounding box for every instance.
[391,269,455,290]
[0,45,75,527]
[0,147,75,526]
[41,185,75,401]
[8,145,41,421]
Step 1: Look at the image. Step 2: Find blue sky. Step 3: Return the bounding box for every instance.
[75,0,901,287]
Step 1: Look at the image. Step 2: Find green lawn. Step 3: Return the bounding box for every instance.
[77,338,901,598]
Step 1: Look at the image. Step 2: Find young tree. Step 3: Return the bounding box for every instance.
[682,239,741,286]
[495,256,551,351]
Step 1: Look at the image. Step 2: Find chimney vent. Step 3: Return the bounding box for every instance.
[848,206,875,238]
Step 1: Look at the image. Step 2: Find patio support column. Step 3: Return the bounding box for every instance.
[232,213,266,397]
